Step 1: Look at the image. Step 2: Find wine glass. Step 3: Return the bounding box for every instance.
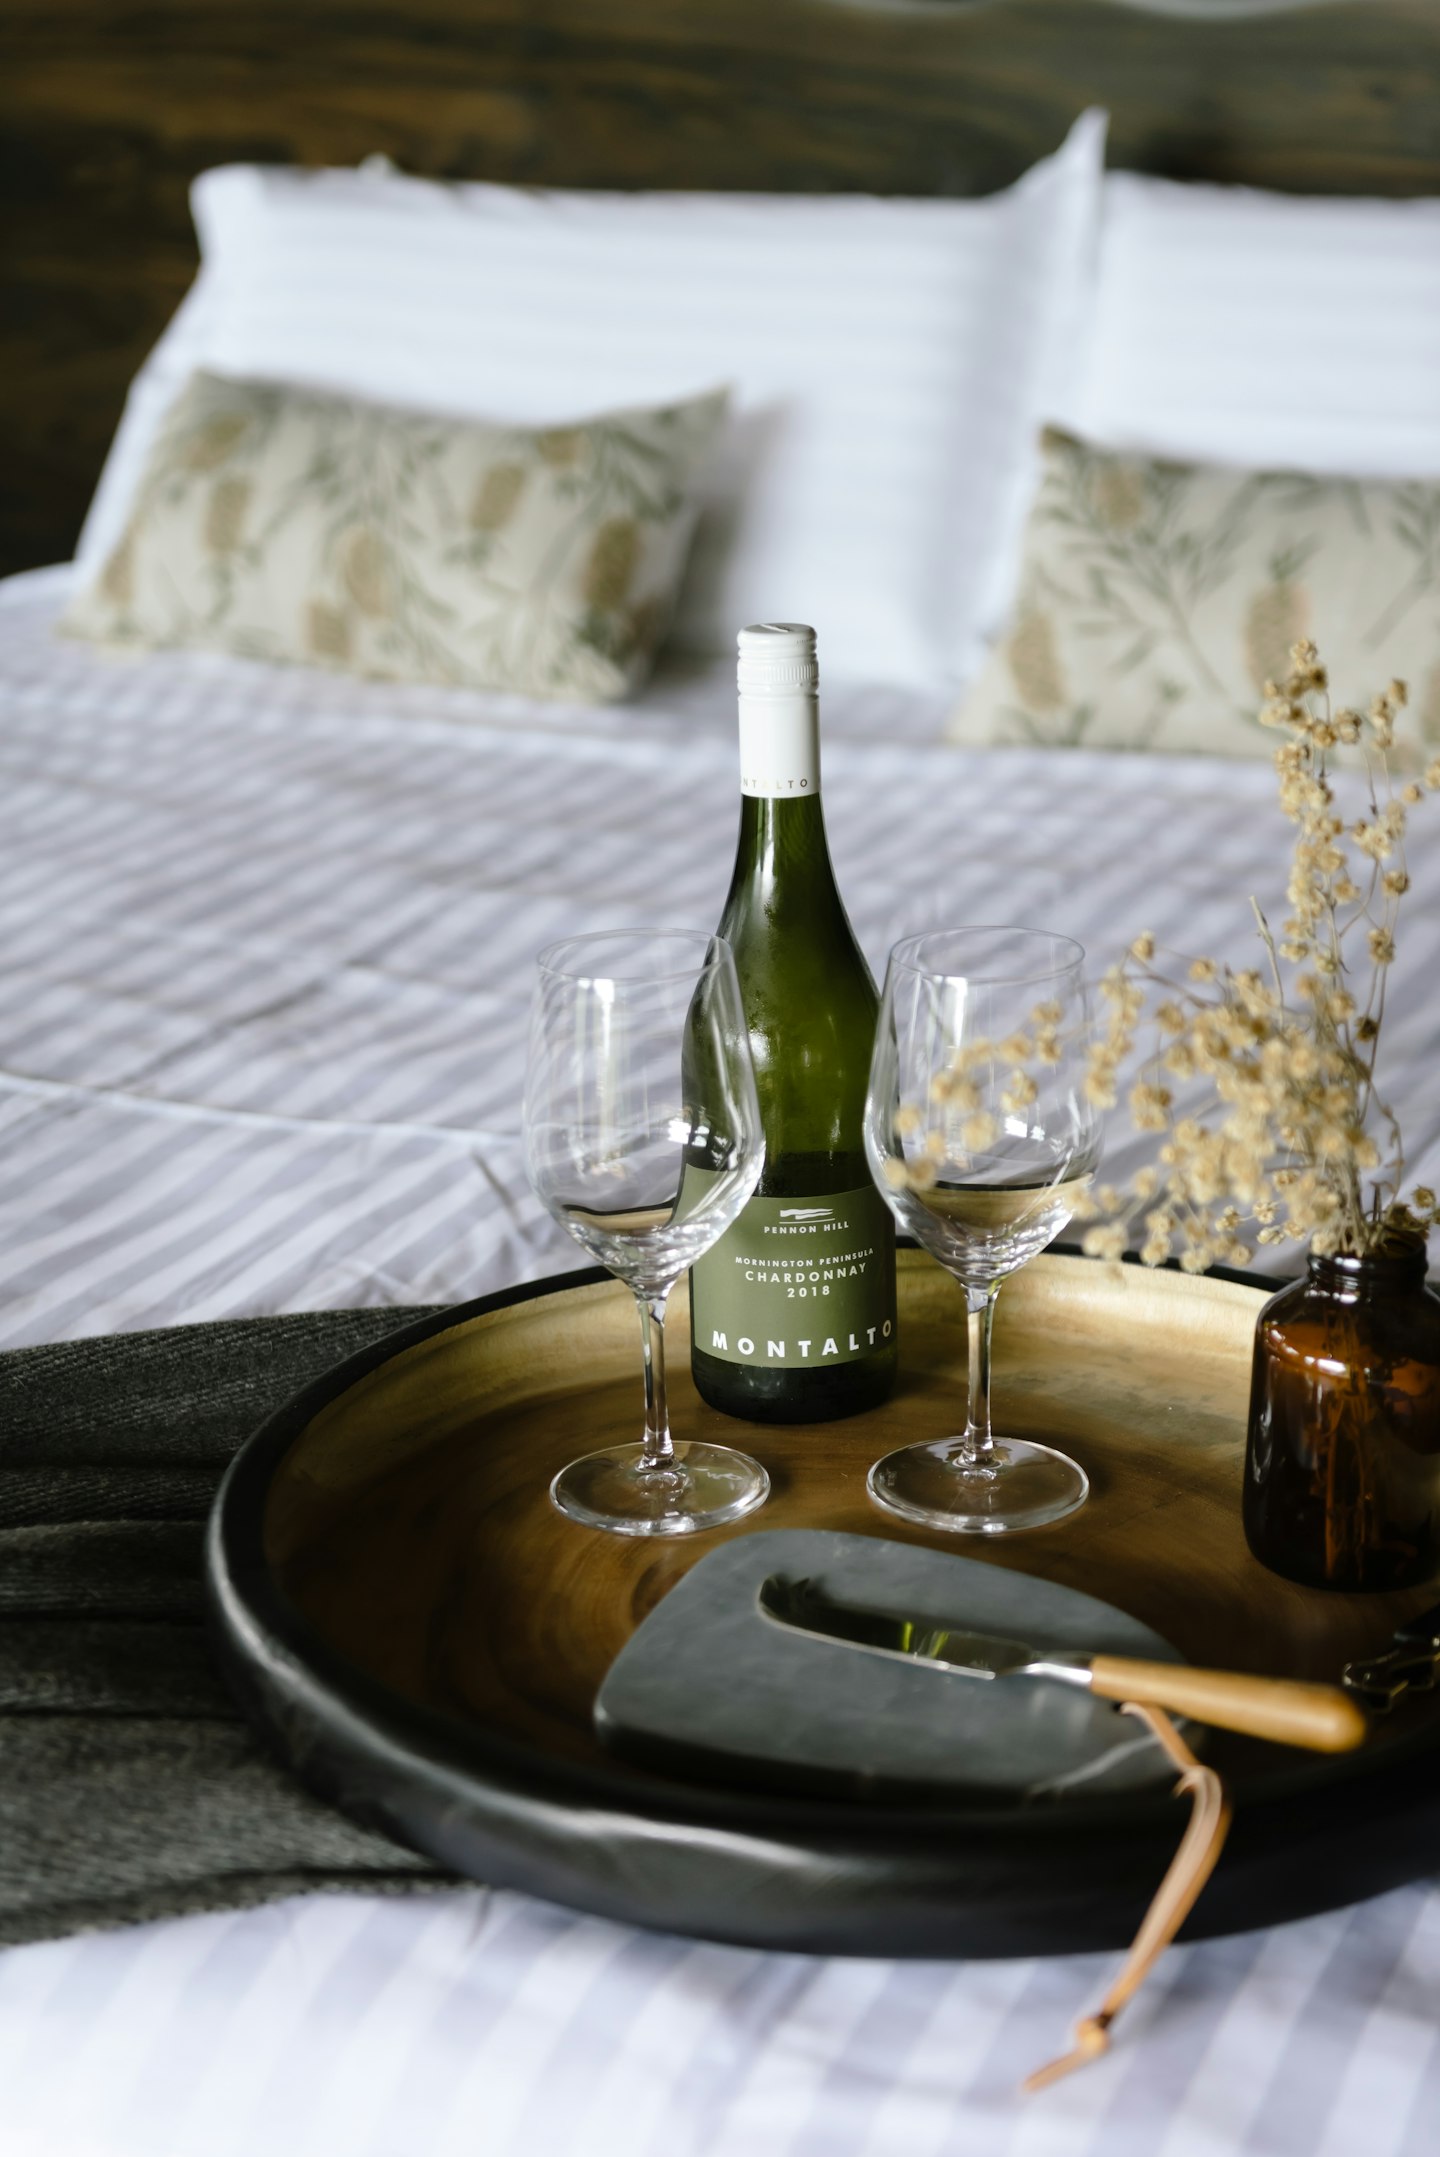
[523,929,769,1536]
[864,927,1100,1534]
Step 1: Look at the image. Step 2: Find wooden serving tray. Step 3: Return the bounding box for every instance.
[206,1250,1440,1958]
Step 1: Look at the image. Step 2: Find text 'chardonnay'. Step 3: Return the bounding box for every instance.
[687,623,898,1422]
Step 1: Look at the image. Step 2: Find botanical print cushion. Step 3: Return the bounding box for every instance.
[948,429,1440,760]
[63,371,729,703]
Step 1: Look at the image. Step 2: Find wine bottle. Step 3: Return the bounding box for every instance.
[687,622,898,1423]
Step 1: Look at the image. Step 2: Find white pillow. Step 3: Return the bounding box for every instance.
[76,114,1106,690]
[1060,171,1440,478]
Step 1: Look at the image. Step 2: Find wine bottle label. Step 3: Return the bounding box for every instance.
[686,1178,896,1368]
[737,695,821,799]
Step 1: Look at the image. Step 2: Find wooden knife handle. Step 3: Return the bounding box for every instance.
[1087,1656,1369,1753]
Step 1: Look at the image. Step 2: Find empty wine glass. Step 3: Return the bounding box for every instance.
[864,927,1100,1534]
[524,929,768,1535]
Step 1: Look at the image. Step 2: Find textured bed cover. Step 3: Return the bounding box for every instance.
[3,564,1440,2155]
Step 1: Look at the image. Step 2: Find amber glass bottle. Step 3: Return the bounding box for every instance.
[1243,1237,1440,1592]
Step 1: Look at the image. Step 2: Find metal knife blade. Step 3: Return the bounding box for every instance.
[756,1575,1090,1686]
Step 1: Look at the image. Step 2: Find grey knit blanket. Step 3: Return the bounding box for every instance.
[0,1310,458,1948]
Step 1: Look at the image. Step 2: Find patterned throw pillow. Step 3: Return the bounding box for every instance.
[949,429,1440,759]
[64,371,729,702]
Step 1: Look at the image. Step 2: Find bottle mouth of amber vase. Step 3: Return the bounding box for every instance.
[1307,1231,1429,1291]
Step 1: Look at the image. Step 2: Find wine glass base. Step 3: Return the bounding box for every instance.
[867,1436,1088,1535]
[550,1441,770,1538]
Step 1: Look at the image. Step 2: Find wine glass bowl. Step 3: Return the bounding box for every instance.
[865,927,1100,1534]
[524,929,769,1535]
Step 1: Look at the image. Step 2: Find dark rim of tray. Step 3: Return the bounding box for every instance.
[205,1248,1440,1957]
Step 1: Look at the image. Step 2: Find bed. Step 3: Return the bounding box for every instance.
[4,4,1440,2152]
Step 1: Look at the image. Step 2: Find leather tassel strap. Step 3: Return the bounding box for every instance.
[1023,1702,1233,2094]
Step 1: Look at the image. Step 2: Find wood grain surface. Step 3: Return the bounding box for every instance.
[5,0,1438,577]
[263,1249,1438,1778]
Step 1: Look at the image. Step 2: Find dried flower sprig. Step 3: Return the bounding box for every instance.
[1076,642,1440,1270]
[883,1002,1070,1193]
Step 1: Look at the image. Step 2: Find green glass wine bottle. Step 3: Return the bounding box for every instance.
[687,622,898,1423]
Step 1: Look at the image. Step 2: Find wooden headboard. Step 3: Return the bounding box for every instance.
[5,0,1439,576]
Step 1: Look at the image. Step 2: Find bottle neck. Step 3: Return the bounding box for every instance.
[733,689,837,908]
[738,689,820,804]
[1307,1235,1429,1298]
[733,790,830,885]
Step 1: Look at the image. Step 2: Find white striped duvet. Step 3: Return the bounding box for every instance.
[3,563,1439,2156]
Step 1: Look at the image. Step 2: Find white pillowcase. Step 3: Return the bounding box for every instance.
[1060,171,1440,479]
[76,114,1106,691]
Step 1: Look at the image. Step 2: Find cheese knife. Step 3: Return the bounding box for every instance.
[757,1576,1369,1753]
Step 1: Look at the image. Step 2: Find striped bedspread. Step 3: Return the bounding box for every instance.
[3,565,1439,2155]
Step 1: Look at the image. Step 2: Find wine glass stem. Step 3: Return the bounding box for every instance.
[637,1293,675,1470]
[962,1282,1000,1466]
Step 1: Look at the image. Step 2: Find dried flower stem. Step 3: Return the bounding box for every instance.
[1074,644,1440,1267]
